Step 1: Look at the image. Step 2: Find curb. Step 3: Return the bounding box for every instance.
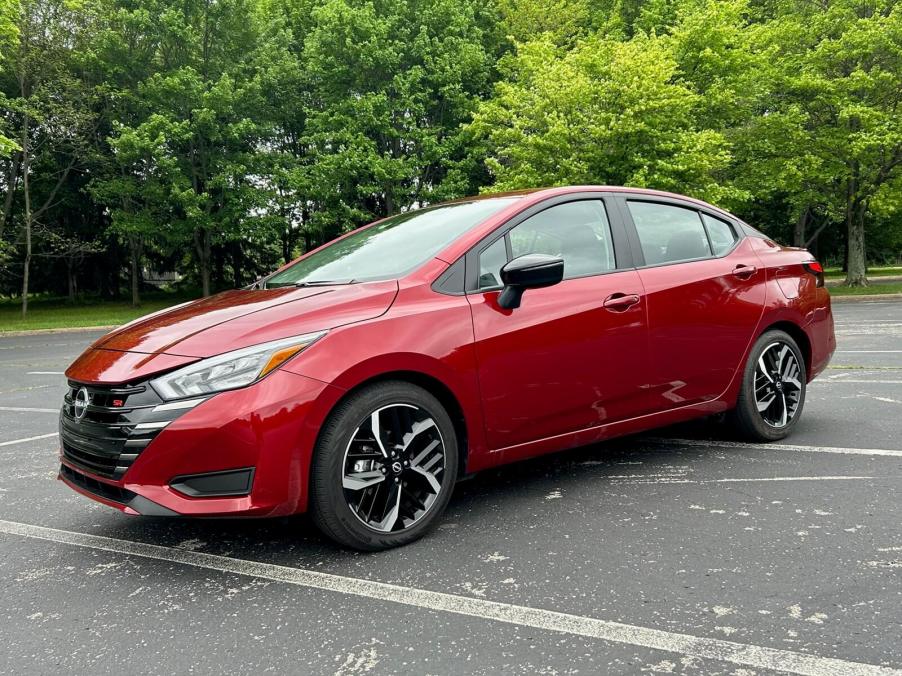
[830,293,902,302]
[0,325,117,338]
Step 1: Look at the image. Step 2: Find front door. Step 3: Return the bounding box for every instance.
[466,198,650,453]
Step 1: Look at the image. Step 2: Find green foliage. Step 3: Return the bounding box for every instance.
[470,33,744,205]
[1,0,901,312]
[0,0,19,154]
[471,0,902,280]
[0,0,18,67]
[760,0,902,284]
[298,0,504,216]
[497,0,592,45]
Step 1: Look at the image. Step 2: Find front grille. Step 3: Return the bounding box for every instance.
[60,379,193,480]
[60,464,137,503]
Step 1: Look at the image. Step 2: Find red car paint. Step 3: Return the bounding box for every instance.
[61,186,835,517]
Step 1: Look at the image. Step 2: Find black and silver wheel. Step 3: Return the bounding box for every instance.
[310,381,459,550]
[731,329,806,441]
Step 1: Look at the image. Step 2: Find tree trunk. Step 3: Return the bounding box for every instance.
[792,207,808,248]
[804,218,831,250]
[281,230,291,265]
[214,244,225,289]
[0,153,20,240]
[845,204,868,287]
[21,241,30,317]
[129,235,143,307]
[195,227,212,296]
[231,240,242,288]
[67,257,76,303]
[384,188,394,216]
[20,119,31,317]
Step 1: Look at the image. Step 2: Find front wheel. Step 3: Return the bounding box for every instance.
[310,381,459,550]
[730,330,807,441]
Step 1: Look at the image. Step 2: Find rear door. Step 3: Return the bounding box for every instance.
[465,194,650,453]
[617,196,765,410]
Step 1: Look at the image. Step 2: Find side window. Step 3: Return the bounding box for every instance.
[702,213,738,256]
[477,236,508,289]
[627,201,712,265]
[476,200,616,289]
[509,200,615,279]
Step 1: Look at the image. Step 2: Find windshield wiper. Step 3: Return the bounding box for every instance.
[294,279,356,287]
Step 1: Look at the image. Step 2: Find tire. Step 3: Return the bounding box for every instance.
[730,329,807,442]
[310,380,459,550]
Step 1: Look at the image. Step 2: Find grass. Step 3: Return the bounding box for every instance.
[0,293,195,333]
[829,281,902,296]
[2,277,899,334]
[824,266,902,278]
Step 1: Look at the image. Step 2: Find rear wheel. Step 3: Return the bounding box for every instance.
[310,381,459,550]
[730,330,806,441]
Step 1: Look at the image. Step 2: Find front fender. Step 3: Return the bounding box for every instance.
[282,288,493,480]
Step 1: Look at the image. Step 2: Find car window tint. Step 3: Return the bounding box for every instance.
[508,200,615,279]
[266,197,519,287]
[478,237,508,289]
[702,213,738,255]
[627,201,713,265]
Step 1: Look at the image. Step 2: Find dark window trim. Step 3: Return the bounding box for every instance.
[615,195,743,269]
[432,256,467,296]
[699,211,740,258]
[463,192,636,293]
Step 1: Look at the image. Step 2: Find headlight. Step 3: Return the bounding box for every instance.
[150,331,326,400]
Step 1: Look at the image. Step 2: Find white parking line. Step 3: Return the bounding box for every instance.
[0,406,59,413]
[609,475,894,484]
[815,379,902,384]
[0,433,58,447]
[835,350,902,353]
[26,371,65,375]
[0,519,897,676]
[657,438,902,458]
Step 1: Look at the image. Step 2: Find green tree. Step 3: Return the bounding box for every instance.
[0,0,96,314]
[82,0,161,305]
[288,0,504,232]
[92,0,276,297]
[751,0,902,284]
[0,0,20,155]
[470,32,744,206]
[496,0,592,45]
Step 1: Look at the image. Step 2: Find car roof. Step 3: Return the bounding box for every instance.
[441,185,734,219]
[430,185,748,266]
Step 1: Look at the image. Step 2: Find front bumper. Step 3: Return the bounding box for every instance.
[59,369,341,517]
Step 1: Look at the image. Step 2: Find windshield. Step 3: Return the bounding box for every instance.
[266,198,520,287]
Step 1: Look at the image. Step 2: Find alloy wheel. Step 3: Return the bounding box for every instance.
[341,403,447,533]
[753,341,803,428]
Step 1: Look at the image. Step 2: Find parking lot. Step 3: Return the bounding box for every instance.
[0,299,900,675]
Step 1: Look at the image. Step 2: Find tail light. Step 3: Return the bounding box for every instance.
[804,261,825,288]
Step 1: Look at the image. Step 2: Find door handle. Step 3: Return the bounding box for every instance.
[732,264,757,280]
[603,293,640,312]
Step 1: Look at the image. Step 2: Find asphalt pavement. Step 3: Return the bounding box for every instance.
[0,300,900,675]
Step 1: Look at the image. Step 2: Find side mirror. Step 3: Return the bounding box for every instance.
[497,254,564,309]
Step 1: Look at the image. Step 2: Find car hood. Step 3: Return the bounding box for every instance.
[94,282,399,357]
[66,282,399,384]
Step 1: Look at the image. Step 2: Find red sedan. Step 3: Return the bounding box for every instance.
[60,186,835,550]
